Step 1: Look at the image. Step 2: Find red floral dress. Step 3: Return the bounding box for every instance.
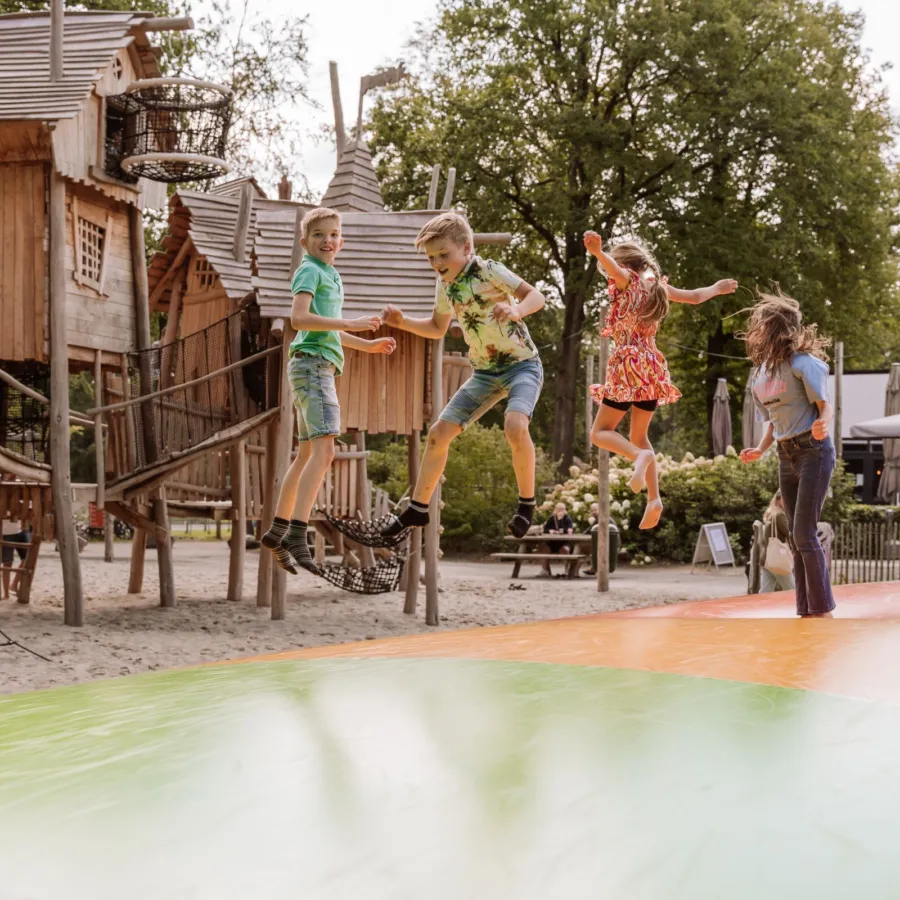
[589,271,681,406]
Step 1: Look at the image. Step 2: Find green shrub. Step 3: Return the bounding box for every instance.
[539,448,857,563]
[367,424,556,553]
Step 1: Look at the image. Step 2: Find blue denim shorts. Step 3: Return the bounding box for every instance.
[288,354,341,442]
[441,357,543,429]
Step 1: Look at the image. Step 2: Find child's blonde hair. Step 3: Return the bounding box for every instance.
[302,207,341,242]
[741,289,830,371]
[609,240,669,324]
[415,212,473,251]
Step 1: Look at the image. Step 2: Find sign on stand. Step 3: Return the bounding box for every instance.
[691,522,736,571]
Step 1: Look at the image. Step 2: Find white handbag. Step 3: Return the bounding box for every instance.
[765,536,793,577]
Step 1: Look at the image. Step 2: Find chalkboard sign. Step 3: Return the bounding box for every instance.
[691,523,736,571]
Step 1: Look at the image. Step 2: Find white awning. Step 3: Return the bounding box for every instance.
[850,414,900,439]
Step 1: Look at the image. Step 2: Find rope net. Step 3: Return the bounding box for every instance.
[322,511,410,549]
[318,557,405,595]
[105,81,232,183]
[117,310,275,474]
[0,362,51,465]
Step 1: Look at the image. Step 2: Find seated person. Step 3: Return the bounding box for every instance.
[541,502,574,576]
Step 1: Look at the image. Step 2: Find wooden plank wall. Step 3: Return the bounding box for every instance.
[336,326,426,436]
[0,163,47,362]
[64,185,135,356]
[0,482,54,540]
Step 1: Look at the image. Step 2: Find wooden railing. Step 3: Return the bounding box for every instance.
[832,520,900,585]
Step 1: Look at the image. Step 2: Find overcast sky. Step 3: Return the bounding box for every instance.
[199,0,900,198]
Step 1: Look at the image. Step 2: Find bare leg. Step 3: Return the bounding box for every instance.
[275,441,312,521]
[292,436,336,523]
[590,405,654,492]
[504,412,535,499]
[412,420,462,505]
[630,408,663,530]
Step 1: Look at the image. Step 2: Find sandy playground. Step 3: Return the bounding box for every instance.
[0,539,747,695]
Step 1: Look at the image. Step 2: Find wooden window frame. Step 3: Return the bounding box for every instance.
[71,195,113,296]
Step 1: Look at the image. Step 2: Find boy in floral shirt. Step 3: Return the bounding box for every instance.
[378,212,546,540]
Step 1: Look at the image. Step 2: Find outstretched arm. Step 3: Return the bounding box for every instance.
[291,291,381,333]
[583,231,630,291]
[666,279,738,306]
[340,332,397,355]
[381,305,452,340]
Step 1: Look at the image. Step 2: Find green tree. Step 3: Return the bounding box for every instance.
[368,0,900,468]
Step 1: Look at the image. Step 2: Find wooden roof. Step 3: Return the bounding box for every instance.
[0,11,161,122]
[320,141,385,212]
[210,176,268,200]
[253,207,440,320]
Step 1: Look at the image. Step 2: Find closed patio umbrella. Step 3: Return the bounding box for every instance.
[712,377,732,456]
[742,369,763,450]
[878,363,900,502]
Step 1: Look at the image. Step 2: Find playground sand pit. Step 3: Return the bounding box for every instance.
[0,541,746,694]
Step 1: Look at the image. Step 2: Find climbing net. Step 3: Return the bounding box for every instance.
[322,511,410,550]
[317,556,405,595]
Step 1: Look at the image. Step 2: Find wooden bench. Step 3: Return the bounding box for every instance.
[491,552,586,579]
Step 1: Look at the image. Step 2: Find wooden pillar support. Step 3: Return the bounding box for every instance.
[227,440,247,601]
[93,350,106,511]
[128,521,147,594]
[596,340,611,593]
[255,336,282,608]
[403,429,422,615]
[49,167,83,626]
[270,328,295,620]
[103,511,115,563]
[424,338,444,626]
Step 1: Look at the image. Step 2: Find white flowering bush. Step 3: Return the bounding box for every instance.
[540,447,855,563]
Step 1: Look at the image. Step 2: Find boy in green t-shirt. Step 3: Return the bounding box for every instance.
[262,207,396,574]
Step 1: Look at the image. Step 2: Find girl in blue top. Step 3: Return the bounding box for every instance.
[739,292,836,617]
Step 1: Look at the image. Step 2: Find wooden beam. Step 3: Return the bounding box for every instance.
[148,237,193,307]
[105,500,168,543]
[256,336,282,608]
[329,61,346,165]
[159,265,185,390]
[103,509,114,563]
[15,538,42,605]
[403,429,422,615]
[50,0,63,82]
[596,339,610,593]
[137,16,194,31]
[128,525,147,594]
[0,366,95,428]
[473,233,513,246]
[49,167,83,626]
[227,440,246,601]
[232,182,254,263]
[290,207,304,274]
[94,350,106,510]
[440,168,456,209]
[427,165,440,209]
[154,487,175,607]
[0,447,51,483]
[424,337,444,626]
[835,341,844,460]
[271,328,296,620]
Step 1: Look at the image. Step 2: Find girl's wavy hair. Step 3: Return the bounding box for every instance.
[609,240,669,324]
[739,289,831,371]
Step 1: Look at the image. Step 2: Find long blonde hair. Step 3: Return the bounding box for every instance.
[741,289,830,371]
[764,490,783,523]
[609,240,669,324]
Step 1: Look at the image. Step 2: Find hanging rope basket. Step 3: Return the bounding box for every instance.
[106,78,232,184]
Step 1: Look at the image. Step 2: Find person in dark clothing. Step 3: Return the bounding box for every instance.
[541,502,574,576]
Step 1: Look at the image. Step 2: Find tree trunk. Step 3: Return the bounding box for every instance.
[551,287,588,471]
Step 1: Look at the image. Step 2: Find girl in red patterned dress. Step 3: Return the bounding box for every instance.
[584,232,737,530]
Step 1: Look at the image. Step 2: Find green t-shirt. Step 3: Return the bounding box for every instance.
[288,254,345,374]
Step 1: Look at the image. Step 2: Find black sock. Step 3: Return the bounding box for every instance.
[508,497,535,538]
[261,516,289,548]
[282,520,319,573]
[382,500,429,537]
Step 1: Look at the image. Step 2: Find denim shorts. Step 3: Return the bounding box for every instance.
[441,357,543,429]
[288,354,341,442]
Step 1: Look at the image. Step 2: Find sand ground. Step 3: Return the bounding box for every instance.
[0,540,747,695]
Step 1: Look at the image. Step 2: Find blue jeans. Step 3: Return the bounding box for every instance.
[760,568,795,593]
[440,358,543,429]
[288,354,341,442]
[777,432,836,616]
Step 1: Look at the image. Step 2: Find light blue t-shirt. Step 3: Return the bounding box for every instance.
[751,352,830,440]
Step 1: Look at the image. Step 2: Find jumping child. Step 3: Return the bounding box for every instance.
[376,212,547,542]
[261,207,396,574]
[584,231,737,530]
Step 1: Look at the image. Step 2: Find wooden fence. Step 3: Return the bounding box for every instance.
[832,520,900,585]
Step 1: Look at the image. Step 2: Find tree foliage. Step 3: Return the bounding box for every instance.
[368,0,900,466]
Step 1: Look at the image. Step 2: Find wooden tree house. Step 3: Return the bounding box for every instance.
[0,6,229,625]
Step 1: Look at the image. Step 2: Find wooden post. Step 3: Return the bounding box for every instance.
[427,165,441,209]
[424,338,444,625]
[329,61,346,164]
[403,429,422,615]
[227,440,246,601]
[131,206,175,607]
[128,523,147,593]
[93,350,106,511]
[440,168,456,209]
[271,327,296,620]
[835,341,844,460]
[232,182,254,263]
[290,208,304,274]
[159,266,185,390]
[48,169,83,626]
[103,511,115,562]
[256,331,283,607]
[353,432,376,569]
[50,0,64,82]
[585,353,594,457]
[596,340,611,593]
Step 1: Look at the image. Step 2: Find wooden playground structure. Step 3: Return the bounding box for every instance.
[0,15,508,626]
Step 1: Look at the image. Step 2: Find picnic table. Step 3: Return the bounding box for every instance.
[492,533,592,579]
